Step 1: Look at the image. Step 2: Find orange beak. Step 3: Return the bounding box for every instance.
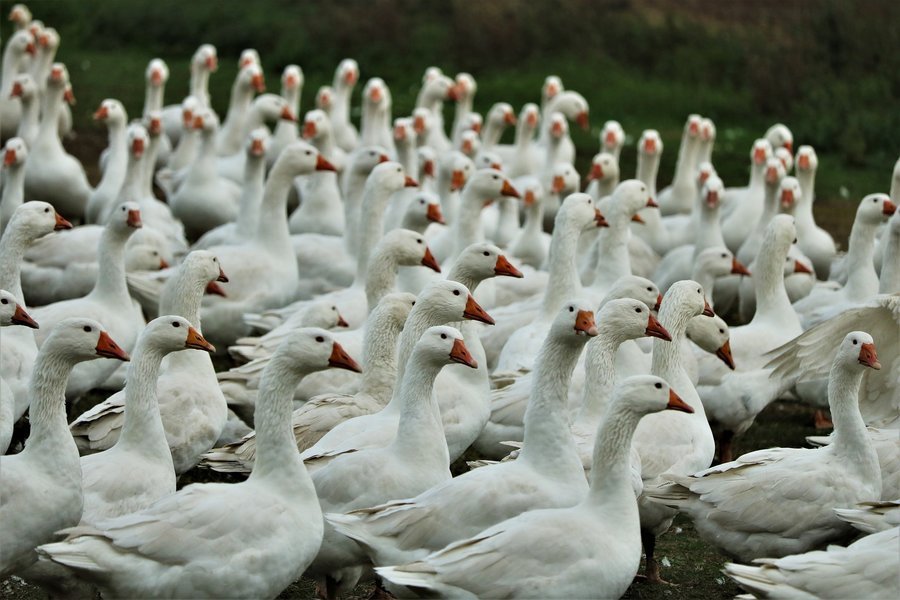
[500,180,520,198]
[449,337,478,369]
[794,260,813,275]
[463,294,494,325]
[251,73,265,93]
[494,254,523,278]
[185,326,216,353]
[95,331,130,361]
[426,203,445,224]
[54,213,73,230]
[666,388,694,413]
[575,111,589,130]
[302,121,317,139]
[315,155,337,172]
[731,257,751,276]
[645,313,672,341]
[716,339,735,370]
[11,304,38,329]
[127,209,143,228]
[329,341,362,373]
[574,309,599,336]
[420,247,441,273]
[205,281,227,297]
[594,209,609,228]
[858,342,881,370]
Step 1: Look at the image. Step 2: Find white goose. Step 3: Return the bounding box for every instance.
[202,292,415,474]
[78,316,215,525]
[0,319,129,577]
[0,288,38,454]
[376,376,694,600]
[308,326,477,598]
[0,137,28,236]
[36,329,360,600]
[327,301,597,569]
[23,63,91,220]
[71,251,230,474]
[650,331,883,562]
[0,201,72,420]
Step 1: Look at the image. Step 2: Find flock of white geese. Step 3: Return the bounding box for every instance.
[0,4,898,599]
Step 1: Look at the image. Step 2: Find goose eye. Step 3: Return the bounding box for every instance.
[440,333,447,339]
[655,382,662,389]
[852,339,858,345]
[453,290,460,296]
[483,251,490,256]
[315,336,325,342]
[172,321,180,327]
[83,326,92,332]
[635,308,642,313]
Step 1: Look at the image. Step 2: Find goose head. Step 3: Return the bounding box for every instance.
[464,169,519,205]
[602,275,662,312]
[45,318,131,363]
[838,331,880,371]
[856,193,896,225]
[363,77,391,110]
[639,130,663,157]
[586,152,617,188]
[541,75,563,107]
[9,201,72,236]
[686,314,734,370]
[316,86,334,112]
[348,145,390,177]
[598,298,670,342]
[455,242,523,281]
[552,299,599,341]
[458,130,480,158]
[779,176,802,212]
[611,375,694,416]
[795,145,818,174]
[454,73,477,104]
[237,62,266,94]
[142,315,216,355]
[9,73,37,104]
[775,147,793,174]
[440,151,474,192]
[274,141,336,176]
[281,64,303,96]
[0,289,38,329]
[278,327,362,374]
[416,325,478,369]
[93,99,127,128]
[558,192,607,230]
[699,175,724,210]
[600,120,625,155]
[145,58,169,88]
[192,44,218,74]
[393,118,416,147]
[299,301,350,329]
[245,127,270,159]
[4,137,28,168]
[664,280,715,320]
[699,246,751,279]
[238,48,260,69]
[251,93,294,124]
[334,58,359,89]
[303,109,332,142]
[418,280,494,326]
[402,191,444,229]
[375,228,441,273]
[474,151,502,172]
[551,162,581,196]
[765,123,794,153]
[366,161,417,196]
[8,4,32,30]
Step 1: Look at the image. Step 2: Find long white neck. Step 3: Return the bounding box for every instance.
[89,223,134,305]
[248,356,317,491]
[577,328,629,426]
[520,334,587,473]
[843,217,881,299]
[0,164,25,236]
[355,184,395,275]
[116,340,172,461]
[389,353,449,466]
[584,402,643,512]
[540,215,584,317]
[828,358,880,477]
[235,155,266,239]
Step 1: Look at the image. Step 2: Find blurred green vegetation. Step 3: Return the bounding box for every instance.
[4,0,898,243]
